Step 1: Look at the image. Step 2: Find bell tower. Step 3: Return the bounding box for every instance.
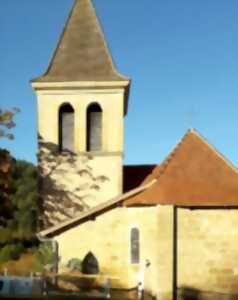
[31,0,130,228]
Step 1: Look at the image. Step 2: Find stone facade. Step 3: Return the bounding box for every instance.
[31,0,130,228]
[52,205,238,300]
[32,2,238,300]
[55,205,174,300]
[33,85,126,227]
[177,207,238,300]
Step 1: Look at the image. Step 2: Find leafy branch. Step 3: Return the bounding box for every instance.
[0,108,20,140]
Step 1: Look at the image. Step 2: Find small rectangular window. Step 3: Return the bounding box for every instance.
[131,227,140,264]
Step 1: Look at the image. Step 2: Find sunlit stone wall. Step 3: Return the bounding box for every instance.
[177,208,238,299]
[55,205,174,300]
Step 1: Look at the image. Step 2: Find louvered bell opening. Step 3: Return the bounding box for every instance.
[59,104,75,152]
[87,104,102,152]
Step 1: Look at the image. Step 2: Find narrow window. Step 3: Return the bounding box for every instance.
[131,227,140,264]
[87,103,102,151]
[59,104,74,152]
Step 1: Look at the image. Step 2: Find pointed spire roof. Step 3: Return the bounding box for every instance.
[32,0,128,83]
[125,129,238,206]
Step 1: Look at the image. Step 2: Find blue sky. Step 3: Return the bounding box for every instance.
[1,0,238,166]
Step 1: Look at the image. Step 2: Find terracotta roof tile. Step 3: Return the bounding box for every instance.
[124,129,238,206]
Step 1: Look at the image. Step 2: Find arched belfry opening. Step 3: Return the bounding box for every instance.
[59,103,75,152]
[87,103,102,152]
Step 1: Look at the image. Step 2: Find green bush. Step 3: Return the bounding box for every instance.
[0,227,13,243]
[11,160,38,240]
[0,243,25,263]
[36,242,55,266]
[67,258,82,271]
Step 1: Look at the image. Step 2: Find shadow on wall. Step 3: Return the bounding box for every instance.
[37,134,109,229]
[178,287,238,300]
[109,288,156,300]
[178,287,201,300]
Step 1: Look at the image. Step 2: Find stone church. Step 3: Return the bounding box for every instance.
[32,1,238,299]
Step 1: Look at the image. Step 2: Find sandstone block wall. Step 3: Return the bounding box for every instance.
[52,205,238,300]
[39,142,122,227]
[55,205,174,300]
[35,87,126,228]
[177,208,238,299]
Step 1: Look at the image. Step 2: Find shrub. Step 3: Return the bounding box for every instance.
[36,242,55,266]
[67,258,82,272]
[0,227,13,243]
[0,243,25,263]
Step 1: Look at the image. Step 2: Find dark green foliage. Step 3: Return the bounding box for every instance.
[0,227,13,244]
[11,160,39,240]
[0,243,25,263]
[0,157,39,262]
[67,258,82,271]
[0,157,38,244]
[0,149,13,226]
[0,107,19,140]
[0,108,40,264]
[36,242,55,266]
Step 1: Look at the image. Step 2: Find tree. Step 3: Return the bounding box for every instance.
[0,107,19,226]
[0,107,19,140]
[10,160,38,240]
[0,159,38,244]
[0,109,39,263]
[0,149,13,225]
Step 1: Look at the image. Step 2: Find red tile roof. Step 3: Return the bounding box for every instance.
[124,129,238,206]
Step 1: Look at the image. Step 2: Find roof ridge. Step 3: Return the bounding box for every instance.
[40,0,77,80]
[153,130,190,181]
[154,128,238,181]
[189,128,238,175]
[91,0,130,81]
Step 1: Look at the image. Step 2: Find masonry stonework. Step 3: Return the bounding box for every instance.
[177,208,238,299]
[31,0,130,229]
[55,205,174,300]
[34,86,126,227]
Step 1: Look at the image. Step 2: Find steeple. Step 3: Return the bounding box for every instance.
[32,0,130,228]
[32,0,128,82]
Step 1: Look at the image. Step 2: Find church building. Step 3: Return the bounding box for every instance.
[32,1,238,300]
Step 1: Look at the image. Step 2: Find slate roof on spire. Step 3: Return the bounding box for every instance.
[32,0,128,83]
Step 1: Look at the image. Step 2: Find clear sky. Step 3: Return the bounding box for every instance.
[1,0,238,166]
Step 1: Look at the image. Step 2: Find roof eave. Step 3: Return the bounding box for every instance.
[37,179,156,239]
[30,79,130,90]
